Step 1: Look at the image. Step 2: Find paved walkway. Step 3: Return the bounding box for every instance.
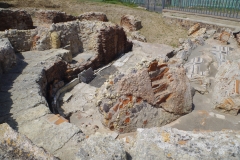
[163,10,240,30]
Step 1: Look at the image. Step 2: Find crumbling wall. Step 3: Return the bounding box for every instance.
[212,60,240,115]
[0,9,34,31]
[163,16,235,32]
[0,29,36,51]
[38,21,132,63]
[79,12,108,22]
[96,60,192,133]
[0,11,132,58]
[97,24,132,64]
[35,10,77,25]
[120,15,142,32]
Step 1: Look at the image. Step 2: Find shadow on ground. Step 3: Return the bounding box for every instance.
[0,53,28,130]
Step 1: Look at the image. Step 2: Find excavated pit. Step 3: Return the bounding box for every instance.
[0,11,134,144]
[0,9,132,116]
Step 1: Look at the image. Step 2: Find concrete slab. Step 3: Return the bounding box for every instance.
[19,115,80,153]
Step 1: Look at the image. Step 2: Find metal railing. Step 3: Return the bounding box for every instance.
[122,0,240,19]
[163,0,240,19]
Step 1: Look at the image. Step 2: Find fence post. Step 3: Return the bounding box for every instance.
[162,0,165,9]
[154,0,156,11]
[148,0,149,10]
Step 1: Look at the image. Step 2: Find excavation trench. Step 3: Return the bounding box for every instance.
[43,56,99,114]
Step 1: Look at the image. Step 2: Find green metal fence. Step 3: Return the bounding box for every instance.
[164,0,240,18]
[122,0,240,19]
[169,0,239,8]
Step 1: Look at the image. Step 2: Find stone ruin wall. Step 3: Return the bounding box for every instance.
[97,24,132,64]
[34,10,108,26]
[34,10,77,25]
[163,16,236,33]
[0,9,115,52]
[78,12,108,22]
[0,20,132,57]
[0,9,132,114]
[0,9,34,31]
[0,29,35,51]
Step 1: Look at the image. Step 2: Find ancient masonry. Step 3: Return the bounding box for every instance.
[0,9,34,31]
[184,57,204,78]
[211,46,231,65]
[0,7,240,160]
[0,9,132,158]
[97,60,192,133]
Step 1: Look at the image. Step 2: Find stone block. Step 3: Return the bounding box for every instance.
[120,15,142,32]
[50,31,61,49]
[188,23,200,36]
[219,31,230,44]
[191,28,206,37]
[131,31,147,42]
[79,67,95,83]
[0,123,58,159]
[0,38,16,74]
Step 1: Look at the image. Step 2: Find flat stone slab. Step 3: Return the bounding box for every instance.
[0,123,58,159]
[133,127,240,159]
[19,115,80,153]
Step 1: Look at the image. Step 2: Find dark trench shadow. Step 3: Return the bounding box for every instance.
[0,53,28,131]
[192,103,195,110]
[126,152,132,160]
[0,2,14,8]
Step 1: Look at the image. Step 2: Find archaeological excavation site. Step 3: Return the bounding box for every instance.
[0,0,240,159]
